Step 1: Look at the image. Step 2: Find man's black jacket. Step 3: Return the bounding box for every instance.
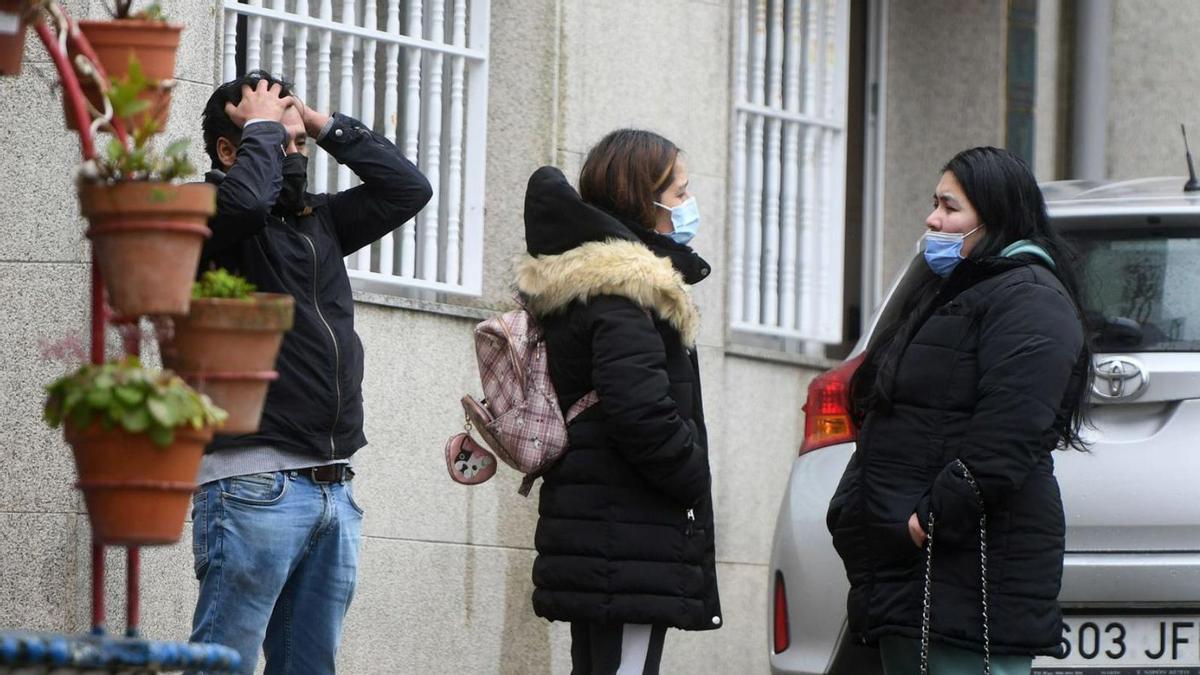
[199,113,432,459]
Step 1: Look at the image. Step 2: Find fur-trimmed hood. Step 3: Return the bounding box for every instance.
[516,240,701,347]
[518,165,708,346]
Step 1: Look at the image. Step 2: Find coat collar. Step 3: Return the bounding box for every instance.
[621,218,712,285]
[515,239,701,347]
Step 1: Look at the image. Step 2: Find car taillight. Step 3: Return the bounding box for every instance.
[773,570,790,653]
[799,354,865,455]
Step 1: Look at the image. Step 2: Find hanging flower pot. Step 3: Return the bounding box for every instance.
[66,423,211,545]
[0,1,29,77]
[78,181,214,317]
[65,17,181,132]
[44,358,227,546]
[162,271,295,434]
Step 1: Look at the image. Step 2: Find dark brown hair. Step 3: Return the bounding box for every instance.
[578,129,679,230]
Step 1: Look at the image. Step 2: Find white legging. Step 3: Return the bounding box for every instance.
[570,623,668,675]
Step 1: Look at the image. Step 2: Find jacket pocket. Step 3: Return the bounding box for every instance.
[826,452,862,534]
[683,508,707,561]
[869,520,923,570]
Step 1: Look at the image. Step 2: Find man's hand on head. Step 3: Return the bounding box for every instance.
[289,97,332,140]
[224,79,292,129]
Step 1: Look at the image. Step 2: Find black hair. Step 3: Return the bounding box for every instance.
[850,146,1093,451]
[201,70,294,170]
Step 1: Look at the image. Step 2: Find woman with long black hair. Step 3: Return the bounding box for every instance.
[827,146,1092,675]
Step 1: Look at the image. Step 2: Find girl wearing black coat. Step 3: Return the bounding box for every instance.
[827,147,1091,675]
[515,129,721,675]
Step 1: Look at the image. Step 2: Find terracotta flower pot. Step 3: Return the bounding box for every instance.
[0,0,28,77]
[162,294,295,434]
[65,423,212,546]
[65,19,182,132]
[78,182,214,317]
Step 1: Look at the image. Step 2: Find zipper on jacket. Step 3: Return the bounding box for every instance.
[686,508,695,536]
[299,231,342,457]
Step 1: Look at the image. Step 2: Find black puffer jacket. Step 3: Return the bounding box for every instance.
[516,167,722,631]
[199,114,431,459]
[827,254,1084,656]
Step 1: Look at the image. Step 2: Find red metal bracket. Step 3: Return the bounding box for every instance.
[30,0,141,638]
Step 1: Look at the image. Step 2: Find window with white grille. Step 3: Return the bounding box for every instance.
[730,0,849,344]
[221,0,490,296]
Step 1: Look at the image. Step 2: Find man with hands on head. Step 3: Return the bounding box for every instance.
[186,70,431,675]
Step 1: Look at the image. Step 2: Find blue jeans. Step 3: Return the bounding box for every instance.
[187,470,363,675]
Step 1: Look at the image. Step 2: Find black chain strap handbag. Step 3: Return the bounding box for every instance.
[919,459,991,675]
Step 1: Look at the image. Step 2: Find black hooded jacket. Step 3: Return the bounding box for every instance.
[827,253,1085,656]
[199,114,432,459]
[517,166,722,631]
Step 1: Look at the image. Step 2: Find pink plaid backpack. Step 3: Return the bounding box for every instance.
[445,301,598,495]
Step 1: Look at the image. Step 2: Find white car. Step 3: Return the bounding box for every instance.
[768,177,1200,675]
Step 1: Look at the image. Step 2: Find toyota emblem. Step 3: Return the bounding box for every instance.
[1092,356,1149,400]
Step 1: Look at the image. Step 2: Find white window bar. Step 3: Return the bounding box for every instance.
[270,0,285,73]
[293,0,309,99]
[378,0,401,277]
[352,0,377,272]
[246,0,263,70]
[443,0,467,286]
[419,0,445,282]
[222,0,490,296]
[223,8,238,81]
[798,124,817,337]
[400,0,423,278]
[762,0,784,327]
[730,0,849,344]
[336,0,357,267]
[778,0,801,331]
[314,0,332,193]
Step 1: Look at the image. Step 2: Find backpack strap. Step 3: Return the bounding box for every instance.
[516,391,600,497]
[565,390,599,422]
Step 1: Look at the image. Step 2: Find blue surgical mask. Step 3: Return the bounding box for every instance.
[654,197,700,245]
[922,226,981,277]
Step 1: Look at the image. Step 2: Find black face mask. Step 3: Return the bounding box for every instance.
[274,153,309,215]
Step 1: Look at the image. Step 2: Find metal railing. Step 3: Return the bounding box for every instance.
[730,0,849,344]
[222,0,490,296]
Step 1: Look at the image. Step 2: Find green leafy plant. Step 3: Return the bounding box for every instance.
[87,56,195,182]
[44,357,227,447]
[193,268,257,300]
[104,0,166,20]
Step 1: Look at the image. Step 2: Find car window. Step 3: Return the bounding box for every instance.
[1069,231,1200,352]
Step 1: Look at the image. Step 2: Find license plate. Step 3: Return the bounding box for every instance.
[1033,615,1200,674]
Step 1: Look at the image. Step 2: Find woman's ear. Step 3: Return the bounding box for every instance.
[216,136,238,170]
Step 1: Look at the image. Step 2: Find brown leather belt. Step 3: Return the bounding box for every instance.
[306,464,354,484]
